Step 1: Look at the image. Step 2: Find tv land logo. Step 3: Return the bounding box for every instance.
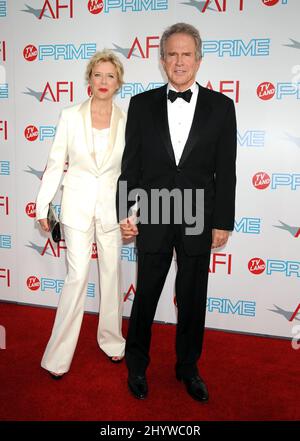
[182,0,287,12]
[248,257,300,278]
[24,125,56,141]
[257,82,300,100]
[25,202,36,218]
[274,221,300,238]
[0,196,9,215]
[24,82,74,102]
[23,43,96,62]
[0,120,8,140]
[0,41,6,61]
[26,275,95,297]
[0,268,10,287]
[87,0,168,14]
[252,172,300,191]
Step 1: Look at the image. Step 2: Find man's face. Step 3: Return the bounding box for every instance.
[161,33,201,92]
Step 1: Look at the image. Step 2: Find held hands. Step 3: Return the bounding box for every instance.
[38,218,50,233]
[120,215,138,240]
[211,229,230,249]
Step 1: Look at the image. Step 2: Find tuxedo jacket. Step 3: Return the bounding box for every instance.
[117,83,237,255]
[36,98,126,232]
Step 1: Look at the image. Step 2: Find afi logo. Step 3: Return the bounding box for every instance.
[209,253,232,274]
[41,239,67,257]
[27,276,40,291]
[25,202,36,218]
[248,258,266,274]
[39,0,74,19]
[0,41,6,62]
[192,0,245,12]
[128,36,160,58]
[24,125,39,141]
[0,196,9,215]
[23,45,38,61]
[0,120,8,140]
[88,0,104,14]
[0,268,10,287]
[252,172,271,189]
[206,80,240,103]
[40,82,74,102]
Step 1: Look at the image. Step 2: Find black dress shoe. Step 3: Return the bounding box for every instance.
[176,373,209,402]
[128,374,148,399]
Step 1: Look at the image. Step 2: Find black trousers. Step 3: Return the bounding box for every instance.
[125,227,211,378]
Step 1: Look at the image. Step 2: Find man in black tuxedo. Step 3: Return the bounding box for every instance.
[117,23,237,402]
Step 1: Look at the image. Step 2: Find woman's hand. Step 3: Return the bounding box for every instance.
[39,218,50,232]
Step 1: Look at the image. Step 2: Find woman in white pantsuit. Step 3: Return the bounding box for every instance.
[36,50,126,378]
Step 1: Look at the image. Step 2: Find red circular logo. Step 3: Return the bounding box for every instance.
[248,258,266,275]
[262,0,279,6]
[252,172,271,190]
[24,125,39,141]
[257,82,276,100]
[23,44,38,62]
[25,202,36,218]
[27,276,40,291]
[88,0,104,14]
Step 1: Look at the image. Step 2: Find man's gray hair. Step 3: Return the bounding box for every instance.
[160,22,202,60]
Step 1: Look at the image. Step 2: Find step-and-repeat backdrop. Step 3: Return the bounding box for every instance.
[1,0,299,339]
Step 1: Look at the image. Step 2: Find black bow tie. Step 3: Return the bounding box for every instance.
[167,89,193,103]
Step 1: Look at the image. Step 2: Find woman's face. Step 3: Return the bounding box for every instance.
[89,61,120,101]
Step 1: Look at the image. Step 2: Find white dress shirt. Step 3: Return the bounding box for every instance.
[167,82,199,165]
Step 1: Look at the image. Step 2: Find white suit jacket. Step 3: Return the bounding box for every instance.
[36,98,126,232]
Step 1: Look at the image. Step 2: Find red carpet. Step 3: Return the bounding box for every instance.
[0,302,299,421]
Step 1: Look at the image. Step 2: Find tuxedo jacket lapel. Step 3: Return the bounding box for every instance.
[153,85,176,164]
[101,103,123,168]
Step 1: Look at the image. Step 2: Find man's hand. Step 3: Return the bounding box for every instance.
[120,215,138,240]
[39,218,50,232]
[211,229,230,249]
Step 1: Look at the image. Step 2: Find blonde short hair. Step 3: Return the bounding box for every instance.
[85,50,124,88]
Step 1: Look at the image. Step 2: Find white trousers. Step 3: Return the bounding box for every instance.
[41,219,125,374]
